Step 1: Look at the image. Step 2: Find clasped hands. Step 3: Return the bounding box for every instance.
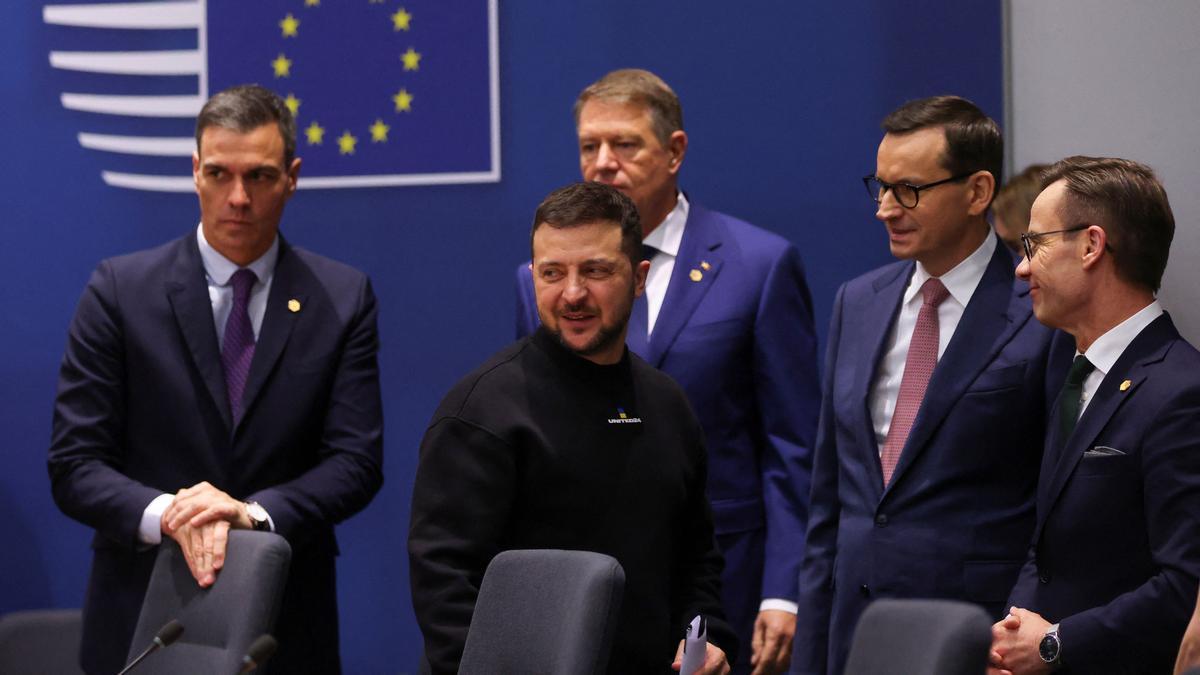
[988,606,1052,675]
[159,481,255,587]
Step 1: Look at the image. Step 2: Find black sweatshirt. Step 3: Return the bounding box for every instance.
[409,327,736,673]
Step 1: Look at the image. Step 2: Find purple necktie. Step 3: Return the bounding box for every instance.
[880,277,950,486]
[222,268,257,422]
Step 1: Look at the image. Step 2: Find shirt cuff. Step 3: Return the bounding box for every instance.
[139,493,175,545]
[759,598,798,614]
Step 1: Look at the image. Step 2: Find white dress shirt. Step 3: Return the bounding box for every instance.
[640,192,689,335]
[136,226,279,544]
[870,231,997,453]
[1074,300,1163,419]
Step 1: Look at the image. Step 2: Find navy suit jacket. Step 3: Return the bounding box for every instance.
[1007,314,1200,674]
[48,232,384,674]
[517,203,820,650]
[793,236,1060,675]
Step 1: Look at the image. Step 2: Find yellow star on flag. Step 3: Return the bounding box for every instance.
[280,13,300,37]
[284,94,301,118]
[392,88,414,112]
[401,47,421,71]
[337,131,357,155]
[369,119,390,143]
[391,8,412,31]
[305,121,324,145]
[271,53,292,78]
[304,0,319,6]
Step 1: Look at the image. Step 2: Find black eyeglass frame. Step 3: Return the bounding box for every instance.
[1020,225,1090,261]
[862,172,975,209]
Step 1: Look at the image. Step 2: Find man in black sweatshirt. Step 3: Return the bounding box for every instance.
[409,182,736,673]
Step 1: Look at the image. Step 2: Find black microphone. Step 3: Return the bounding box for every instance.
[116,619,184,675]
[238,634,278,673]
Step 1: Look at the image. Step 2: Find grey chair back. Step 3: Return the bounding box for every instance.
[126,530,291,674]
[0,608,85,675]
[458,549,624,675]
[843,598,992,675]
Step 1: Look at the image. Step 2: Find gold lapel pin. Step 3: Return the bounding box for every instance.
[700,261,711,271]
[288,299,301,313]
[1119,379,1131,392]
[689,269,703,282]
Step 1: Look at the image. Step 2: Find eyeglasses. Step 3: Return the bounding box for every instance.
[863,172,973,209]
[1020,225,1089,261]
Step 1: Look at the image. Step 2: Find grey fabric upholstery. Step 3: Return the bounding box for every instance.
[126,530,291,674]
[458,549,625,675]
[843,598,992,675]
[0,609,85,675]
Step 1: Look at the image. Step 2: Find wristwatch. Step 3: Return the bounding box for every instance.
[1039,623,1062,669]
[244,501,271,532]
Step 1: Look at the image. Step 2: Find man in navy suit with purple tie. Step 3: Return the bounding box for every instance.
[514,69,819,674]
[48,85,383,674]
[990,157,1200,674]
[793,96,1059,675]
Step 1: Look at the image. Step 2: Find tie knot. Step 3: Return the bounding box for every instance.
[641,244,660,263]
[1068,355,1095,386]
[229,268,257,299]
[919,278,950,308]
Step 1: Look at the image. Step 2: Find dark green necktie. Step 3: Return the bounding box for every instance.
[1059,355,1096,440]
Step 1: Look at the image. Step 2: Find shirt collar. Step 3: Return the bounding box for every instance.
[905,229,996,306]
[196,223,279,285]
[1078,301,1164,376]
[641,191,689,257]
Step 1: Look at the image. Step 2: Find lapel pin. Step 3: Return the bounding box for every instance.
[1120,379,1131,392]
[288,299,301,313]
[689,269,703,282]
[700,261,711,271]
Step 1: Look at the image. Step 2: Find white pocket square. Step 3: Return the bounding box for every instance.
[1084,445,1126,457]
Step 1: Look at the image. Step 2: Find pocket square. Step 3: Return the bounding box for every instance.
[1084,445,1126,457]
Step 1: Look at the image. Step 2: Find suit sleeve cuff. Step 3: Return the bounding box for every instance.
[139,493,174,545]
[760,598,799,614]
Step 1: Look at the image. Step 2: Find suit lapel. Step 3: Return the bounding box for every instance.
[885,238,1029,493]
[237,238,304,432]
[644,205,723,366]
[857,263,912,492]
[1035,314,1175,534]
[165,235,233,431]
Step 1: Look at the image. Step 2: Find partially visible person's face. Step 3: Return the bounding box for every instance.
[577,99,680,231]
[874,126,980,276]
[532,220,647,365]
[1016,180,1087,330]
[193,123,300,266]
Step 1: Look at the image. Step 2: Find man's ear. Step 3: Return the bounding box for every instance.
[965,170,996,217]
[667,130,688,176]
[633,259,650,296]
[1081,225,1108,270]
[192,152,201,192]
[285,157,302,195]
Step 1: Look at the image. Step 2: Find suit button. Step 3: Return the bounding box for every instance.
[860,585,871,597]
[1039,574,1051,584]
[874,514,888,527]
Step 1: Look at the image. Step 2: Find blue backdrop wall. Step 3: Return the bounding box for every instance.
[1,1,1001,672]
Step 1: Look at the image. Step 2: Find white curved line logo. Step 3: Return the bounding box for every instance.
[44,0,500,192]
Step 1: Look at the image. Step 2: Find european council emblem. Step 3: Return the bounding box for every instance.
[43,0,499,192]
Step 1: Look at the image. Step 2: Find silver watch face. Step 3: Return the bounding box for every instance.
[246,502,268,524]
[1039,632,1060,663]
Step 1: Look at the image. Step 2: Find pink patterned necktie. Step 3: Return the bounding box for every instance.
[221,268,257,422]
[880,277,950,486]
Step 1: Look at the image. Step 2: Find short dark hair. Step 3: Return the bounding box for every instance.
[882,95,1003,191]
[196,85,296,165]
[994,163,1050,249]
[573,69,683,147]
[531,182,642,265]
[1041,156,1175,292]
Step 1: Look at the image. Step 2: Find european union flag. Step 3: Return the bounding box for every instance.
[43,0,499,191]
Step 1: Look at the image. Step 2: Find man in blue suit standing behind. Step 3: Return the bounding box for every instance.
[792,96,1059,674]
[515,69,819,674]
